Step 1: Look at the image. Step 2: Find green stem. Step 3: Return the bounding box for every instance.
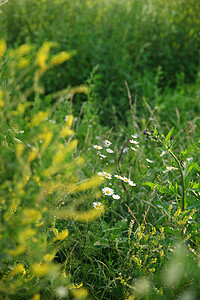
[168,150,185,211]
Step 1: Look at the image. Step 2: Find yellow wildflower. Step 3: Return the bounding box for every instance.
[72,288,88,299]
[53,229,69,242]
[6,245,26,256]
[17,44,31,56]
[32,263,50,276]
[0,90,4,108]
[32,111,49,126]
[32,294,41,300]
[50,51,71,66]
[0,40,6,59]
[6,264,25,279]
[44,253,55,262]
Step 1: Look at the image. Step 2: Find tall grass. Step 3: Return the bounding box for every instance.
[1,0,200,123]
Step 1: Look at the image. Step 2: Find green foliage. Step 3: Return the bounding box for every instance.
[0,1,200,299]
[0,41,103,299]
[1,0,200,123]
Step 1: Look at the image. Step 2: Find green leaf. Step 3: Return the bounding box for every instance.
[188,162,200,173]
[143,182,171,194]
[142,182,156,190]
[180,144,195,160]
[186,202,200,209]
[165,127,174,144]
[156,184,171,194]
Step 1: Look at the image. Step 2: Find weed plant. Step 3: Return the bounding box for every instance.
[62,122,200,299]
[0,41,105,299]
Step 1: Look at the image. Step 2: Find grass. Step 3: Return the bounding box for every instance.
[0,0,200,299]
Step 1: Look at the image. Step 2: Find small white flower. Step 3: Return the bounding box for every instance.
[64,115,69,122]
[99,153,107,158]
[93,145,103,150]
[131,134,138,139]
[128,180,136,186]
[93,202,103,209]
[146,158,153,163]
[112,194,120,200]
[130,139,139,144]
[97,172,105,179]
[103,140,112,147]
[102,187,114,196]
[131,147,137,151]
[160,151,166,157]
[114,174,123,180]
[103,172,112,179]
[55,286,68,298]
[122,176,129,183]
[48,119,56,124]
[106,148,114,153]
[122,147,128,153]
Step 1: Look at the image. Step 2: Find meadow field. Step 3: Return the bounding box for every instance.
[0,0,200,299]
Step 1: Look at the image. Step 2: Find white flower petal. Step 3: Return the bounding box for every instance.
[99,153,107,158]
[106,148,114,153]
[103,140,112,147]
[131,147,137,151]
[114,174,123,180]
[93,202,103,209]
[93,145,103,150]
[146,158,153,163]
[102,187,114,196]
[112,194,120,200]
[130,139,139,144]
[131,134,138,139]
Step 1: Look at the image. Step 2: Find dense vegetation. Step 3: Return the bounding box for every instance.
[0,0,199,299]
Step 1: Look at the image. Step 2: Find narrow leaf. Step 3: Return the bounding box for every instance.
[165,127,174,144]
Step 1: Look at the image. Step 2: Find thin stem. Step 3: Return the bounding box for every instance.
[168,149,185,211]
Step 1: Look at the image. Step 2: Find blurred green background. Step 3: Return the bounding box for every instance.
[1,0,199,125]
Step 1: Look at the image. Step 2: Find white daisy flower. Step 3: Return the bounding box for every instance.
[103,140,112,147]
[131,134,138,139]
[130,139,139,144]
[97,172,105,180]
[122,176,129,183]
[146,158,153,163]
[93,145,103,150]
[103,172,112,179]
[131,147,137,151]
[102,187,114,196]
[128,180,136,186]
[112,194,120,200]
[99,153,107,158]
[114,174,123,180]
[93,202,103,209]
[106,148,114,153]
